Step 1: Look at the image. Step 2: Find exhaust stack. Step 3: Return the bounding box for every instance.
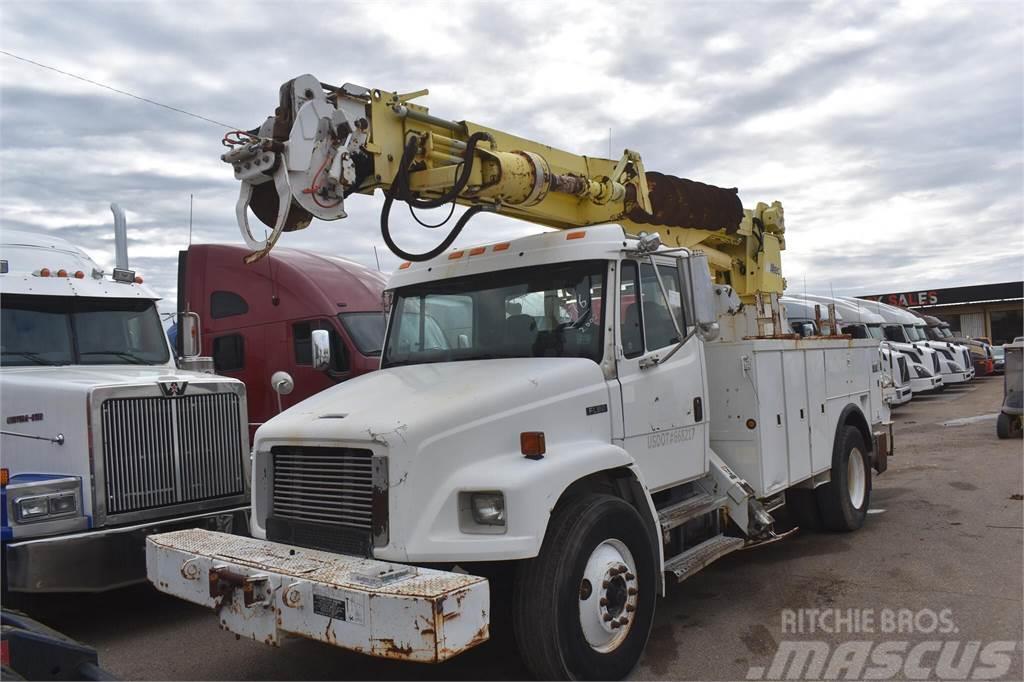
[111,203,129,270]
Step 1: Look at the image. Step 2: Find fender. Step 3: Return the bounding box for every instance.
[834,402,872,457]
[390,440,638,563]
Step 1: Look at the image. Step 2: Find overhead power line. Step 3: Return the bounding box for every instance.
[0,49,239,130]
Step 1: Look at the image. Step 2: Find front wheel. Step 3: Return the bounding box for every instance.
[816,426,872,532]
[512,494,657,680]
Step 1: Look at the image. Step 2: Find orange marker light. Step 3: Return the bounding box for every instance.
[0,468,8,486]
[493,242,511,251]
[39,268,51,277]
[520,431,546,460]
[448,250,465,260]
[469,247,486,256]
[74,270,85,279]
[398,262,412,270]
[134,276,144,284]
[57,269,68,277]
[566,231,586,240]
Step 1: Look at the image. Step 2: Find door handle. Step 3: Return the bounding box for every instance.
[693,397,703,422]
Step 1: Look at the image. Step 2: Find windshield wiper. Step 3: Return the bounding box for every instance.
[80,350,149,364]
[1,350,64,366]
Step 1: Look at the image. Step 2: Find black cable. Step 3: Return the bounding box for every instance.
[408,200,457,228]
[380,131,493,261]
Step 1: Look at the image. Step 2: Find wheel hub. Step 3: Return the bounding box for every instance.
[848,446,866,508]
[578,539,638,653]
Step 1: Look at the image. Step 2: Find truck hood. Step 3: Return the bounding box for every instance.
[1,364,239,391]
[255,358,608,448]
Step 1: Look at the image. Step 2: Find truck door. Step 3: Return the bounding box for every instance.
[615,258,707,490]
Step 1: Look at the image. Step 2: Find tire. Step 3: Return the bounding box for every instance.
[512,494,657,680]
[816,426,872,532]
[785,488,822,531]
[996,412,1011,439]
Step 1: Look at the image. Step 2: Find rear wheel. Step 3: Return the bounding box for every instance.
[996,412,1013,439]
[513,494,657,680]
[816,426,872,532]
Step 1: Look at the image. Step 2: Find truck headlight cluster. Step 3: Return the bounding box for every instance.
[10,478,81,523]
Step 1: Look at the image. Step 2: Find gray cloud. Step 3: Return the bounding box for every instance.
[1,0,1021,314]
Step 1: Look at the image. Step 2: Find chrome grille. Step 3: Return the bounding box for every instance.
[271,446,376,531]
[100,393,245,515]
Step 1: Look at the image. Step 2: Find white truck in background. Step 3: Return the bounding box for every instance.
[852,297,974,385]
[0,209,250,593]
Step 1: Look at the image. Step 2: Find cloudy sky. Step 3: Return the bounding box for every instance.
[1,1,1021,312]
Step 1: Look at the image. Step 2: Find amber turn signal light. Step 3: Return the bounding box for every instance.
[521,431,546,459]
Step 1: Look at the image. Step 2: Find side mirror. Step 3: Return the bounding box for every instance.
[180,312,201,358]
[678,252,719,340]
[271,370,294,414]
[311,329,331,371]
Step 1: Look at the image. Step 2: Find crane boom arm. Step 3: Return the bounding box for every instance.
[222,74,786,299]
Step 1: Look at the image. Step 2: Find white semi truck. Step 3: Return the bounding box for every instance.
[1,214,250,593]
[144,76,893,679]
[851,297,974,385]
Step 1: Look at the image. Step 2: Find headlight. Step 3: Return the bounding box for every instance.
[9,477,81,524]
[470,492,506,526]
[15,495,49,521]
[880,373,893,388]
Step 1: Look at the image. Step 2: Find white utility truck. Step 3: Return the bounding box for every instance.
[788,293,943,395]
[1,212,250,593]
[145,76,893,679]
[781,296,911,407]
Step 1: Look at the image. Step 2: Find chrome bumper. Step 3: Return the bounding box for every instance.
[4,506,249,593]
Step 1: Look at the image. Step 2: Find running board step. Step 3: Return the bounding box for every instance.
[658,492,728,538]
[664,535,745,582]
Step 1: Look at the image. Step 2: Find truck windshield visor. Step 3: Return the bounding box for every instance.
[1,294,170,366]
[383,260,606,368]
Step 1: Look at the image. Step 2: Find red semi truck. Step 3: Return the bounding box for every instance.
[176,244,386,440]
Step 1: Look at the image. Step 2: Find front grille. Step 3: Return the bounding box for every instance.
[963,349,971,369]
[897,356,910,383]
[100,393,245,515]
[269,446,386,555]
[932,352,941,372]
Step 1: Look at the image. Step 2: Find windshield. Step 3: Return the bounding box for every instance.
[883,324,909,343]
[383,260,606,368]
[1,294,170,366]
[938,327,953,338]
[339,312,387,356]
[866,325,885,340]
[903,324,923,341]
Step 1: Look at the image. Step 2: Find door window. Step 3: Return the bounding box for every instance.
[213,334,244,371]
[639,262,683,351]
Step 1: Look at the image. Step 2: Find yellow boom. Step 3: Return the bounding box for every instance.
[221,74,785,300]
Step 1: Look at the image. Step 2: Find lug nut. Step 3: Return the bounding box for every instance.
[626,604,636,613]
[628,587,638,596]
[618,616,629,625]
[625,572,635,580]
[599,597,608,606]
[603,613,613,622]
[602,580,610,588]
[610,621,621,629]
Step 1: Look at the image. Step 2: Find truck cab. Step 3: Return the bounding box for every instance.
[177,244,386,441]
[1,230,250,593]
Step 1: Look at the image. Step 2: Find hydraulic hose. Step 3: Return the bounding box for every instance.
[380,131,493,261]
